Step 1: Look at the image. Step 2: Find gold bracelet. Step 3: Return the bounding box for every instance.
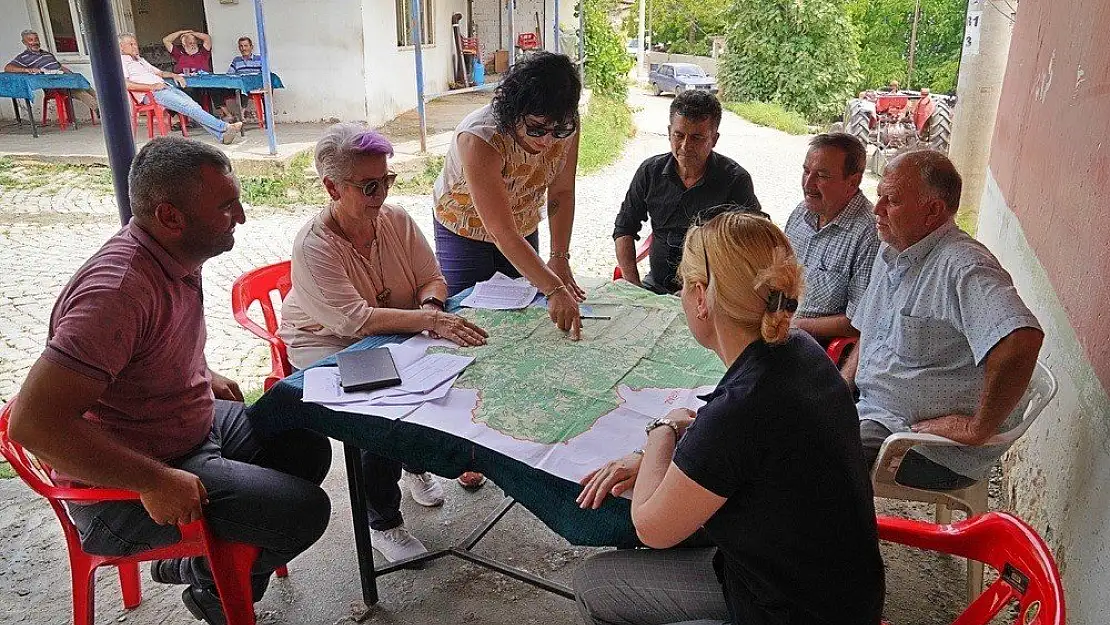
[544,284,568,298]
[550,251,571,260]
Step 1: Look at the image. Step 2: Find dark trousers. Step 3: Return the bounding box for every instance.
[433,219,540,296]
[362,451,430,531]
[66,400,332,600]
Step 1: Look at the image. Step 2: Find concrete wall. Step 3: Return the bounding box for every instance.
[979,1,1110,622]
[202,0,367,122]
[132,0,207,49]
[362,0,466,127]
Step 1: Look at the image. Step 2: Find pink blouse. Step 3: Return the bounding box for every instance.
[278,204,446,368]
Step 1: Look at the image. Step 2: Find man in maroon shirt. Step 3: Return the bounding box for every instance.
[9,137,332,625]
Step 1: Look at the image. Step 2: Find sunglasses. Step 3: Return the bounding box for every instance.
[345,172,397,197]
[524,121,577,139]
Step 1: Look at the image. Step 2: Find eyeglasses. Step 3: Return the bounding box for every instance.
[524,121,578,139]
[345,172,397,197]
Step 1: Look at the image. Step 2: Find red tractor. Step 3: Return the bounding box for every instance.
[834,88,955,175]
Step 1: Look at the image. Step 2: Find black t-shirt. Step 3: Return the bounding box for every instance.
[612,151,764,292]
[674,330,884,625]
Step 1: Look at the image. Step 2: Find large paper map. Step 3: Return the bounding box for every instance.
[397,281,726,483]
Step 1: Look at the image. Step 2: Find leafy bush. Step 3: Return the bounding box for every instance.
[622,0,731,57]
[583,0,633,98]
[847,0,965,93]
[724,101,810,135]
[720,0,863,123]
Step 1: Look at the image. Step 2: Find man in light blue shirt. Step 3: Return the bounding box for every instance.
[226,36,263,74]
[843,150,1043,489]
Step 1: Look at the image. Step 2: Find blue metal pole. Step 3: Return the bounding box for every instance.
[79,0,134,225]
[553,0,560,53]
[411,0,427,152]
[253,0,278,155]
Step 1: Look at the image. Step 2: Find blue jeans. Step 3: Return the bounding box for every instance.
[151,86,230,140]
[433,219,540,296]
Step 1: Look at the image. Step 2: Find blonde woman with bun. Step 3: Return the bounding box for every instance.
[573,212,884,625]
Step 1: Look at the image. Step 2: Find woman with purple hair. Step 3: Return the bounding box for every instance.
[278,122,489,564]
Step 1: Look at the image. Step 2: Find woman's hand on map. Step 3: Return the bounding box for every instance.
[547,257,587,302]
[548,288,583,341]
[576,452,643,509]
[432,312,489,347]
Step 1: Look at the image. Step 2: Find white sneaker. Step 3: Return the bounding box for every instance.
[403,471,446,507]
[370,525,429,562]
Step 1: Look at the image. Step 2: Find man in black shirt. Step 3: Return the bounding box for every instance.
[613,91,763,294]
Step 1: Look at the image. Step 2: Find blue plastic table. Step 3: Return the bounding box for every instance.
[250,293,643,605]
[0,72,92,137]
[182,72,284,93]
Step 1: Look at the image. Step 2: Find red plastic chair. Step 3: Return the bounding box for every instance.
[877,512,1064,624]
[248,91,267,129]
[826,336,857,365]
[41,89,72,130]
[613,233,653,281]
[129,90,189,139]
[231,260,293,390]
[0,398,271,625]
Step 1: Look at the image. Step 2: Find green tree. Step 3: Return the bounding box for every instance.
[622,0,731,56]
[720,0,863,123]
[847,0,966,93]
[583,0,633,98]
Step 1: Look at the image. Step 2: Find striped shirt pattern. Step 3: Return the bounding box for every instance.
[785,191,880,318]
[9,49,63,71]
[227,54,263,75]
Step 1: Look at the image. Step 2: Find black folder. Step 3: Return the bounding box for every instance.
[336,347,402,392]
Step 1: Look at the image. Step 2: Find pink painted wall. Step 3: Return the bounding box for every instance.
[990,0,1110,388]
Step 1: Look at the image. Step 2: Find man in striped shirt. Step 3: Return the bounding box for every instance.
[784,133,880,346]
[226,36,263,74]
[5,29,99,118]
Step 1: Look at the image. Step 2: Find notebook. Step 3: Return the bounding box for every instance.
[336,347,402,392]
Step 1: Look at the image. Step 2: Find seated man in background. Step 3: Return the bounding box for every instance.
[613,90,763,294]
[8,137,332,625]
[5,29,99,120]
[219,36,264,123]
[843,150,1043,490]
[119,33,243,144]
[785,133,879,345]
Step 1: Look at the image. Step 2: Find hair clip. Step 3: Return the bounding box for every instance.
[766,291,798,314]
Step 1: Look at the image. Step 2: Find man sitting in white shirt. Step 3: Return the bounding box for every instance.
[119,34,242,144]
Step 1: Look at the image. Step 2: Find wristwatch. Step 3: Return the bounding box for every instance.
[420,296,445,310]
[645,417,681,437]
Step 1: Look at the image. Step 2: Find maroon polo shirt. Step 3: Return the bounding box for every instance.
[43,220,214,462]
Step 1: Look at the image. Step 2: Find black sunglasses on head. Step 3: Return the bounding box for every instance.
[344,172,397,197]
[524,121,577,139]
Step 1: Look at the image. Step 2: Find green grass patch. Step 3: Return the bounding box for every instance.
[243,387,265,405]
[723,101,810,136]
[578,95,635,175]
[0,461,15,480]
[0,157,114,194]
[393,155,444,196]
[239,150,328,207]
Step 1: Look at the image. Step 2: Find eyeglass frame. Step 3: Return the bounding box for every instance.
[343,172,398,197]
[523,118,578,139]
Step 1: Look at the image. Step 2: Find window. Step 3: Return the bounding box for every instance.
[396,0,435,47]
[36,0,87,58]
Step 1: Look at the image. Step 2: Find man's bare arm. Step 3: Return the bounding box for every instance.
[615,235,642,286]
[9,358,206,525]
[914,328,1044,445]
[794,314,858,340]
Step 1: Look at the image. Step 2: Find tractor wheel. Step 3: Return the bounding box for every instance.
[844,100,871,145]
[924,98,954,152]
[868,148,889,177]
[828,121,845,134]
[652,83,662,96]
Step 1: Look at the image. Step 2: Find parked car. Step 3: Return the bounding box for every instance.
[648,63,717,96]
[627,38,645,58]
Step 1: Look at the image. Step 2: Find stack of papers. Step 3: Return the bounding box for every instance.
[303,341,474,419]
[460,272,538,310]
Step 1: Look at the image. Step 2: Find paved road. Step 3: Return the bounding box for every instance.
[1,91,954,625]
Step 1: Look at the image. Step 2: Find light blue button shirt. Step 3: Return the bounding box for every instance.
[850,221,1041,478]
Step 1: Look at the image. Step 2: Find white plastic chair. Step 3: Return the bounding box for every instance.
[871,360,1057,602]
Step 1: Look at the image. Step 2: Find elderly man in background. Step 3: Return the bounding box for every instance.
[613,90,763,294]
[119,34,242,144]
[5,29,98,119]
[217,36,264,123]
[785,133,879,345]
[843,150,1043,490]
[8,137,333,625]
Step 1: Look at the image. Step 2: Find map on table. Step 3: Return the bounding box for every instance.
[395,281,726,484]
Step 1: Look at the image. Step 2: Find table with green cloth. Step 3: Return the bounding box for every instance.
[0,72,92,137]
[182,72,283,124]
[249,285,716,605]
